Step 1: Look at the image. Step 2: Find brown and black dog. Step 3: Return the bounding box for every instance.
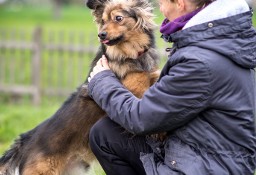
[0,0,160,174]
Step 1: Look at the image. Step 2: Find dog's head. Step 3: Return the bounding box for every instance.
[86,0,157,59]
[86,0,156,29]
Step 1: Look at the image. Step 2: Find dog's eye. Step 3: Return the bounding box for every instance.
[101,19,105,25]
[115,16,123,23]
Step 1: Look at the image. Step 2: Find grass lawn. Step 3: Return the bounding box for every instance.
[0,101,59,154]
[0,5,96,32]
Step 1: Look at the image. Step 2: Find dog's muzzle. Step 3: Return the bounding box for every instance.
[98,31,107,40]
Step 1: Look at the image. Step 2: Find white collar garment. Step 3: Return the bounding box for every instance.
[184,0,250,29]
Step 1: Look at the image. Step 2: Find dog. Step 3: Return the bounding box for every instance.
[0,0,160,174]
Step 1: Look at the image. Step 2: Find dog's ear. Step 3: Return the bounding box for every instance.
[132,0,157,31]
[86,0,109,10]
[85,0,104,9]
[85,0,107,24]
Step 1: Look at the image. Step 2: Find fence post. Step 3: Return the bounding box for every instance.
[32,27,42,105]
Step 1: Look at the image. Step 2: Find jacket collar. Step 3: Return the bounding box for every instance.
[170,11,256,69]
[184,0,250,29]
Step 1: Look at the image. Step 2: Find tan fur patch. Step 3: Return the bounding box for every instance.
[22,154,62,175]
[121,72,151,98]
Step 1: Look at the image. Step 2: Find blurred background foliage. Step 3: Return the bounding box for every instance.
[0,0,255,174]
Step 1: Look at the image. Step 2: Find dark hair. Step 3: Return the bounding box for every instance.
[192,0,214,8]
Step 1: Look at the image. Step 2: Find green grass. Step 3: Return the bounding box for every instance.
[0,5,96,32]
[0,100,60,154]
[253,13,256,26]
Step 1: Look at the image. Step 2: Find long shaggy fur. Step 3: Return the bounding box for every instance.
[0,0,160,174]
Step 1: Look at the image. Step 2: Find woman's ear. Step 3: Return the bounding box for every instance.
[176,0,186,12]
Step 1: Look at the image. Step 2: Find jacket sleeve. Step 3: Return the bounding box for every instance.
[88,58,211,135]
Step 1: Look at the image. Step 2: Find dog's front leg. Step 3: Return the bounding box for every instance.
[121,72,151,98]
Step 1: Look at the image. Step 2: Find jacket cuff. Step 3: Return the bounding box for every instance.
[88,70,116,98]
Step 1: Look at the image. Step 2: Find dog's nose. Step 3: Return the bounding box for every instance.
[98,31,107,40]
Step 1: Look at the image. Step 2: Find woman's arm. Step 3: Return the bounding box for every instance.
[88,58,211,135]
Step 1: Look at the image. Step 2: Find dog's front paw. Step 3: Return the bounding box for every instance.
[78,84,89,98]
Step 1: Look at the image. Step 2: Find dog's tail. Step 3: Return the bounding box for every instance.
[0,130,33,174]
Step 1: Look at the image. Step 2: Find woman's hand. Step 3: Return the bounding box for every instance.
[88,55,110,82]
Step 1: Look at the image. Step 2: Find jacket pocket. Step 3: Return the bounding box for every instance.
[164,137,205,175]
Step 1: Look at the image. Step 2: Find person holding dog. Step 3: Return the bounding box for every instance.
[88,0,256,174]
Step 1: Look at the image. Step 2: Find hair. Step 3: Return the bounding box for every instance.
[191,0,215,8]
[170,0,214,8]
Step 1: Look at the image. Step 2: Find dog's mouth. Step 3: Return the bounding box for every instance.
[100,35,124,46]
